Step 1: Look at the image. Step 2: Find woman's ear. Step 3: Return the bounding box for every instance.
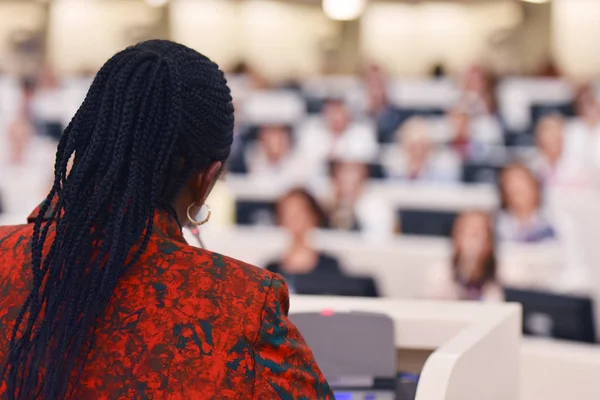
[193,161,223,204]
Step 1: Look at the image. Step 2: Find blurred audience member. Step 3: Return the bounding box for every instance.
[537,58,561,78]
[564,85,600,168]
[497,164,556,243]
[244,125,302,179]
[459,64,496,115]
[426,211,503,301]
[327,161,394,241]
[297,98,378,173]
[7,112,34,165]
[444,105,500,161]
[6,80,36,164]
[30,65,64,141]
[266,189,343,292]
[383,117,460,183]
[430,62,446,79]
[363,63,402,141]
[532,114,594,188]
[230,61,269,90]
[328,161,367,232]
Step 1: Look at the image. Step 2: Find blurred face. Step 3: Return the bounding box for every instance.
[402,122,432,165]
[536,118,564,162]
[577,92,600,124]
[324,101,351,134]
[367,85,387,113]
[259,126,290,163]
[364,65,387,113]
[278,194,318,237]
[453,213,492,260]
[332,162,368,200]
[449,110,470,139]
[501,167,539,215]
[462,65,488,94]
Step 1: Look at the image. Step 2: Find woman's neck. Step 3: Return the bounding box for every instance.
[456,255,485,284]
[584,116,600,130]
[544,152,561,168]
[511,207,537,224]
[406,157,426,177]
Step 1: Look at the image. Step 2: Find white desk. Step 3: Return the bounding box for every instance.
[290,296,521,400]
[521,338,600,400]
[191,226,565,300]
[225,175,499,212]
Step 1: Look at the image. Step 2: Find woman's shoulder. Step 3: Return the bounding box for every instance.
[206,249,275,283]
[157,243,277,294]
[316,252,343,272]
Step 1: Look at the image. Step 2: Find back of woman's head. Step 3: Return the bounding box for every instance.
[2,40,234,399]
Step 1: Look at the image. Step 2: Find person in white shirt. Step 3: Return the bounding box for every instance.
[296,98,379,176]
[441,105,502,162]
[564,86,600,169]
[326,160,394,242]
[459,64,496,116]
[496,164,556,243]
[382,117,461,183]
[245,125,297,175]
[531,114,595,188]
[425,211,503,301]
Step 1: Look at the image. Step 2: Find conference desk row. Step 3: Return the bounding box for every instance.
[291,296,600,400]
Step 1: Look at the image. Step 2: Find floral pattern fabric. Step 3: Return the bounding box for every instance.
[0,208,333,399]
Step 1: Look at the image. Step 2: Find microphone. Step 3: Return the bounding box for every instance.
[188,226,205,249]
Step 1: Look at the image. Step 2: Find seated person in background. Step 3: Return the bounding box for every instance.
[459,64,496,116]
[6,80,36,165]
[30,65,65,141]
[244,124,303,179]
[531,114,594,188]
[425,211,503,301]
[564,84,600,169]
[444,105,501,161]
[266,189,343,292]
[297,98,378,174]
[7,111,34,165]
[326,160,395,241]
[363,63,401,140]
[382,117,460,183]
[497,163,556,243]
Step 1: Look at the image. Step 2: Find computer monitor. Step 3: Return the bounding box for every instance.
[397,209,457,237]
[462,163,502,185]
[235,200,276,226]
[504,288,596,343]
[292,275,379,297]
[290,312,396,400]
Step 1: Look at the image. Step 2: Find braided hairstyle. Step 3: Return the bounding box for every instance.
[2,40,234,399]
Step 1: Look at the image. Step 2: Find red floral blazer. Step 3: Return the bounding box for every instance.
[0,207,333,399]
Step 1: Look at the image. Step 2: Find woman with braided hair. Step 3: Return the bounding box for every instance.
[0,40,332,399]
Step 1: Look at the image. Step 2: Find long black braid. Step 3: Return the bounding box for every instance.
[2,40,234,399]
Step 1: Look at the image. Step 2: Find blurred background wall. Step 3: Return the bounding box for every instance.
[0,0,596,80]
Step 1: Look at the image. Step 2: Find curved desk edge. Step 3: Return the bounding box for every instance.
[288,296,521,400]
